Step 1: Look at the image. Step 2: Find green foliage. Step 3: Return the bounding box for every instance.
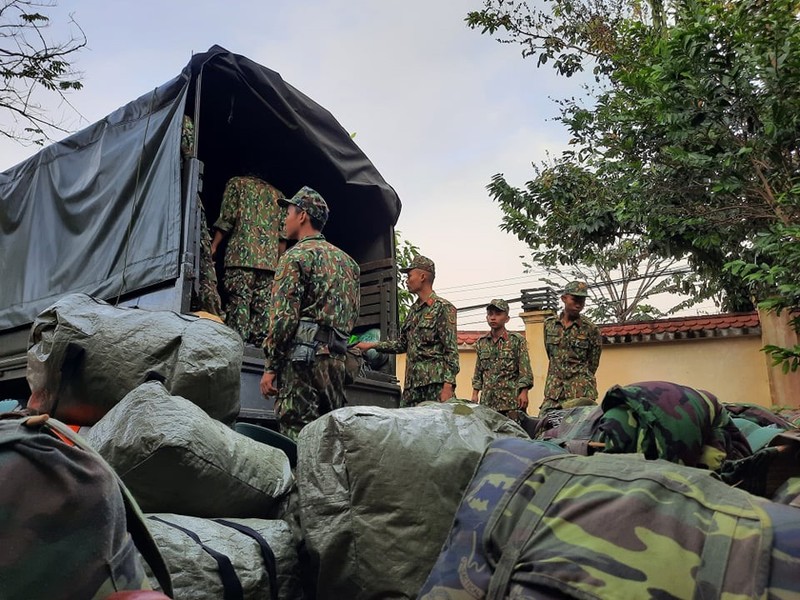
[471,0,800,301]
[394,230,420,322]
[0,0,86,145]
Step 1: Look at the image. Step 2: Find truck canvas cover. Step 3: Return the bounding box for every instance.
[0,45,401,330]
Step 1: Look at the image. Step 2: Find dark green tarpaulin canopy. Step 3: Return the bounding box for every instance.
[0,45,401,330]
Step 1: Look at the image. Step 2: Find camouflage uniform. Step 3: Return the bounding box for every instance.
[472,330,533,413]
[542,312,602,413]
[214,175,284,346]
[374,262,459,407]
[599,381,751,469]
[262,187,360,441]
[182,115,223,317]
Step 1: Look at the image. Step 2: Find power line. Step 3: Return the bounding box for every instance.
[439,273,549,293]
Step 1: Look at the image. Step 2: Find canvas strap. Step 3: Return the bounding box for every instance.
[485,460,573,600]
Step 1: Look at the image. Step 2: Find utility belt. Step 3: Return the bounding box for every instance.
[290,319,349,364]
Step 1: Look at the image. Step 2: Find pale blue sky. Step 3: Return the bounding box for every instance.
[0,1,588,328]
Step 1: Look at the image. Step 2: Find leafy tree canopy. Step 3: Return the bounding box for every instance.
[468,0,800,327]
[0,0,86,145]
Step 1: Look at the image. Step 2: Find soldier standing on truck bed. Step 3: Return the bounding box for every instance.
[471,298,533,418]
[260,186,360,441]
[356,255,459,407]
[211,174,284,346]
[540,281,602,414]
[182,115,223,318]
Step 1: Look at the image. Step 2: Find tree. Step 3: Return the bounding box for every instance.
[0,0,86,145]
[394,230,420,322]
[468,0,800,367]
[530,239,701,323]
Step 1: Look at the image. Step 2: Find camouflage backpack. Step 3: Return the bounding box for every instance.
[0,412,172,600]
[419,438,800,599]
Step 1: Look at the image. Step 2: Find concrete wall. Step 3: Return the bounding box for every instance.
[595,336,772,409]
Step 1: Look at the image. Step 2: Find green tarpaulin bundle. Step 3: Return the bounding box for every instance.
[27,293,243,425]
[143,513,302,600]
[87,381,293,517]
[296,401,529,600]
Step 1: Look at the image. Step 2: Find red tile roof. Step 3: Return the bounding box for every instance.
[600,312,760,339]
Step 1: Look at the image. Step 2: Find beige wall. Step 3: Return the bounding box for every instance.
[394,351,478,397]
[595,336,772,409]
[394,310,783,412]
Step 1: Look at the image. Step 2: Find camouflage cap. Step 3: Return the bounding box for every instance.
[563,281,590,297]
[400,255,435,276]
[487,299,509,313]
[279,186,329,227]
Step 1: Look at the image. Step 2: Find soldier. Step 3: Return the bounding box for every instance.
[211,174,284,346]
[357,255,459,407]
[259,186,360,441]
[182,115,223,317]
[541,281,602,414]
[471,299,533,417]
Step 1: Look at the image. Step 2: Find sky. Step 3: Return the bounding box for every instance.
[0,1,711,329]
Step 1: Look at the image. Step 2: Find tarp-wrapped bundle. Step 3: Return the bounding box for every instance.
[143,513,302,600]
[26,294,243,425]
[87,381,292,517]
[420,441,800,599]
[296,401,529,600]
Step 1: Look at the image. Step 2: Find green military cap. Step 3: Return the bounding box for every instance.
[487,298,509,313]
[280,186,329,228]
[400,255,435,276]
[563,281,590,297]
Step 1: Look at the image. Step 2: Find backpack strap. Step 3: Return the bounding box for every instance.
[214,518,279,600]
[149,515,244,600]
[485,457,573,600]
[41,417,174,598]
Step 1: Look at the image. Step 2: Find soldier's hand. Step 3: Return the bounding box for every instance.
[355,341,376,351]
[260,371,278,397]
[471,390,479,403]
[440,382,455,402]
[517,389,530,410]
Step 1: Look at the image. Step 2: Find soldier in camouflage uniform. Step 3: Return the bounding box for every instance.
[471,298,533,416]
[260,187,360,441]
[357,255,459,407]
[212,175,284,346]
[541,281,602,414]
[182,115,223,317]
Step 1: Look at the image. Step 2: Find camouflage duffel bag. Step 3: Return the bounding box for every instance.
[0,412,172,600]
[419,441,800,599]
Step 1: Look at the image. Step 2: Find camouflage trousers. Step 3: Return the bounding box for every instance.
[538,396,597,416]
[191,203,223,317]
[276,355,347,441]
[402,383,444,408]
[223,267,273,346]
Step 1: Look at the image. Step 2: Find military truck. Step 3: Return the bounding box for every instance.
[0,45,402,422]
